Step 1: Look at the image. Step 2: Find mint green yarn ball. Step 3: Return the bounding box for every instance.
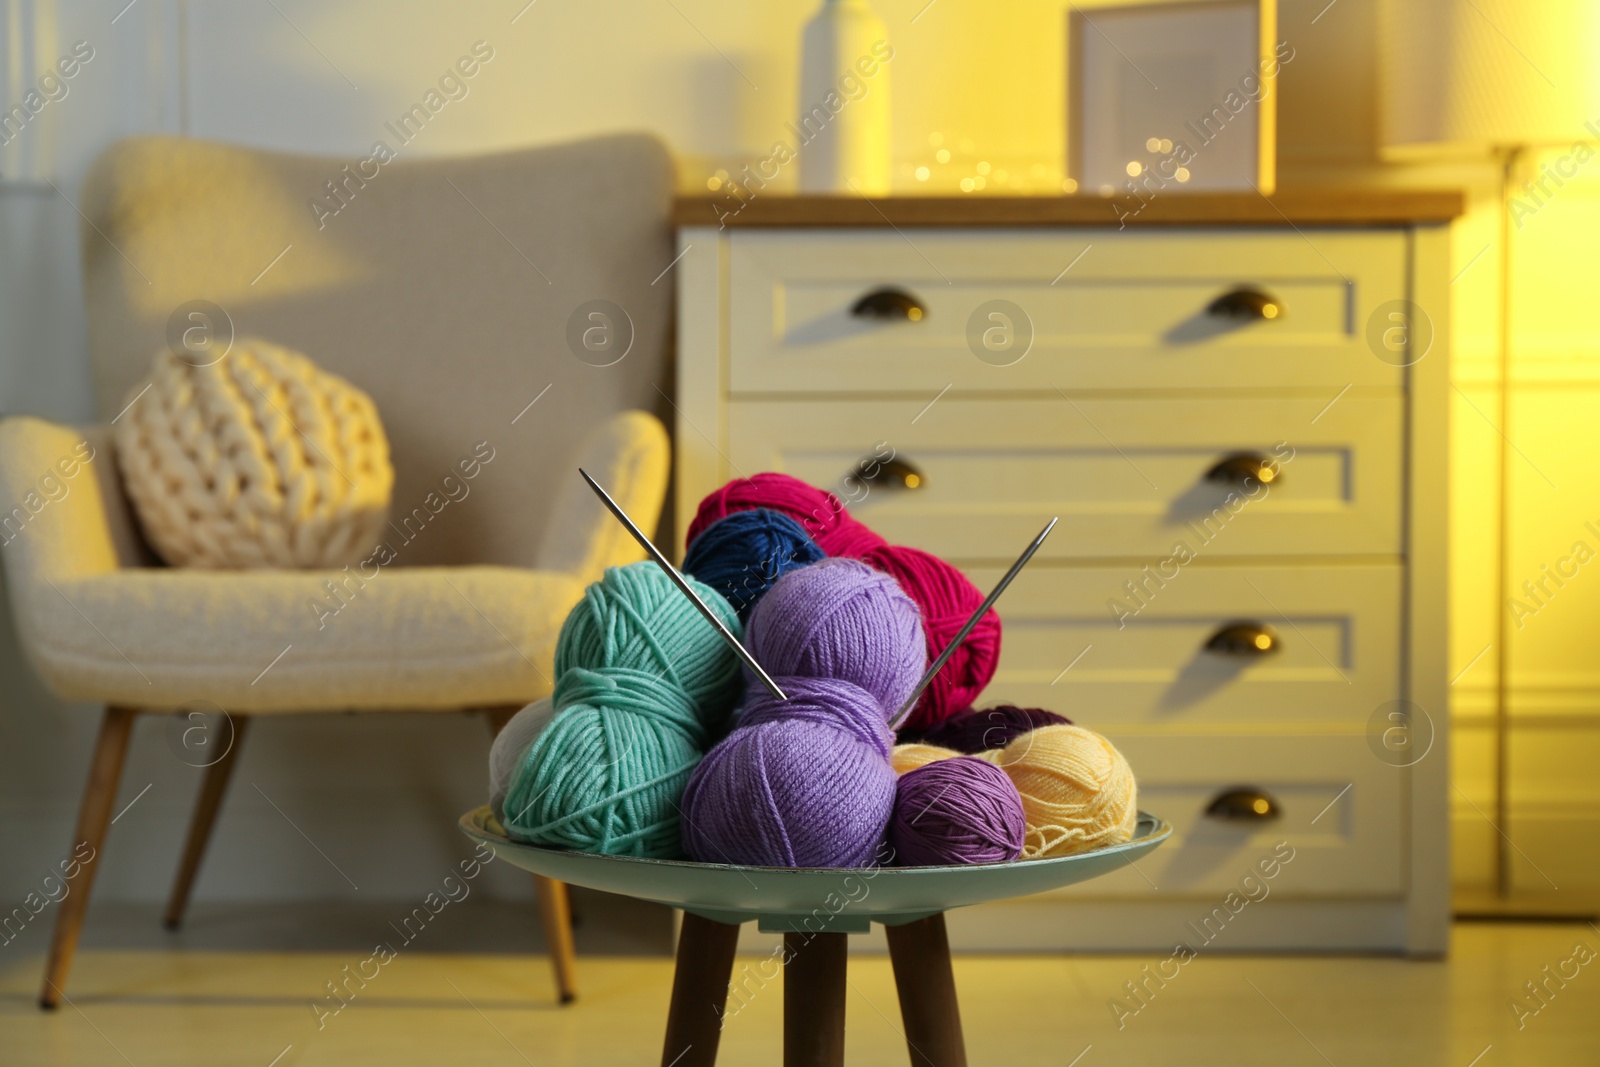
[504,561,744,856]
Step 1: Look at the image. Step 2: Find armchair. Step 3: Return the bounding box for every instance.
[0,132,679,1008]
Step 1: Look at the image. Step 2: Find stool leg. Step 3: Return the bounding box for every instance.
[784,931,848,1067]
[662,912,741,1067]
[884,914,967,1067]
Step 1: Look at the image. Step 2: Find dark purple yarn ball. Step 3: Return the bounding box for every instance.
[889,757,1025,866]
[911,705,1072,754]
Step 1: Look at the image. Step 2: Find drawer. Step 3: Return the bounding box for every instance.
[723,395,1402,559]
[727,228,1409,393]
[1046,733,1403,898]
[965,563,1401,727]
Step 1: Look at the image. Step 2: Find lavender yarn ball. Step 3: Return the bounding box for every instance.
[889,756,1026,866]
[681,677,896,867]
[912,705,1073,754]
[682,509,827,622]
[746,557,925,717]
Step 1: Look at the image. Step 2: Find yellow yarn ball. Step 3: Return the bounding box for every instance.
[889,742,962,775]
[994,724,1137,858]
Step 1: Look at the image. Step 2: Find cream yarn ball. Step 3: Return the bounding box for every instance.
[993,724,1138,858]
[114,338,393,568]
[889,742,962,775]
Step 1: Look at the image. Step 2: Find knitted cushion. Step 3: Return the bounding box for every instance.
[113,338,393,568]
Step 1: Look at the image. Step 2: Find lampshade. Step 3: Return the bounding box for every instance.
[1382,0,1600,151]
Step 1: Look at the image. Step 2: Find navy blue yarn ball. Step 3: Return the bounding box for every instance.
[682,509,826,621]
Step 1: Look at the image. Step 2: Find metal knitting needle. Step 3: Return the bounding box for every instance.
[888,516,1058,730]
[578,468,788,701]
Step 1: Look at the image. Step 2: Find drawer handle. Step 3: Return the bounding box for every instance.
[1207,286,1282,321]
[1205,622,1279,656]
[852,455,925,491]
[851,287,926,322]
[1205,452,1280,488]
[1206,788,1281,821]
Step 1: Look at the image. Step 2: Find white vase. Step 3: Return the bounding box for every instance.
[796,0,892,195]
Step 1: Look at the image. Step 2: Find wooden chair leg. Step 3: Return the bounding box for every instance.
[484,704,580,1005]
[884,914,967,1067]
[784,931,849,1067]
[661,912,741,1067]
[534,875,579,1003]
[163,715,250,929]
[39,706,139,1010]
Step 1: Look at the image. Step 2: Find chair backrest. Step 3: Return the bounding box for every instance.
[78,133,676,568]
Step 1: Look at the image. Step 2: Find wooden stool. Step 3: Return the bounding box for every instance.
[458,806,1169,1066]
[662,911,966,1067]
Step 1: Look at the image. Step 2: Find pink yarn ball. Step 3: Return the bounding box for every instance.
[862,545,1001,732]
[685,473,885,558]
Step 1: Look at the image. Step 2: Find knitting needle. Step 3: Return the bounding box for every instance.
[888,516,1058,730]
[577,468,789,701]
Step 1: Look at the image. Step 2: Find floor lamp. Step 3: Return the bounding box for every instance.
[1382,0,1600,901]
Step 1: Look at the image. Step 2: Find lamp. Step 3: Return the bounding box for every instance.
[1381,0,1600,902]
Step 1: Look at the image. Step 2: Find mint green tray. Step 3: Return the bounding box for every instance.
[459,806,1171,932]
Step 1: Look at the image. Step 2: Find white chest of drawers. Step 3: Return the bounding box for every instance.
[674,192,1459,955]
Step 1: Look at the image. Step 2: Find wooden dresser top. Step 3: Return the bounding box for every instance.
[674,189,1465,229]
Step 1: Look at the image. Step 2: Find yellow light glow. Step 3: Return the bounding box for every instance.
[1262,304,1280,319]
[707,176,722,190]
[1252,798,1270,814]
[936,148,951,163]
[1258,466,1277,482]
[906,308,923,322]
[1175,167,1191,182]
[1063,178,1078,193]
[960,177,975,192]
[977,161,991,175]
[1126,161,1143,177]
[974,176,986,190]
[1160,139,1173,153]
[915,166,930,181]
[1146,137,1161,152]
[1254,634,1272,650]
[904,473,922,488]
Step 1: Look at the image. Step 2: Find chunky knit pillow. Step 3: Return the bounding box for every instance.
[113,338,393,568]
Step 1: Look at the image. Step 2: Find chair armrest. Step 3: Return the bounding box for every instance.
[0,417,147,584]
[535,410,670,586]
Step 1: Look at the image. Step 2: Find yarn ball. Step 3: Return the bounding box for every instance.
[502,562,745,856]
[489,697,555,823]
[890,743,962,775]
[682,509,826,622]
[746,557,925,716]
[114,338,393,568]
[685,472,885,557]
[915,705,1073,755]
[861,545,1001,732]
[889,757,1026,866]
[994,725,1138,858]
[681,677,896,867]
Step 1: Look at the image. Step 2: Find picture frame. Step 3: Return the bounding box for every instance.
[1066,0,1280,196]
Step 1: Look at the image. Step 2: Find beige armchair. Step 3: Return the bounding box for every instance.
[0,133,679,1008]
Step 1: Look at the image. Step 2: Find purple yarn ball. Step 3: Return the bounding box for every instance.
[889,756,1026,866]
[910,705,1073,754]
[680,677,896,867]
[746,557,925,718]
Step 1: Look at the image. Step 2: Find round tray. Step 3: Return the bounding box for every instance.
[459,806,1171,931]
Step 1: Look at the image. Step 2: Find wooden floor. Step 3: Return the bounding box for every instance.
[2,918,1597,1065]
